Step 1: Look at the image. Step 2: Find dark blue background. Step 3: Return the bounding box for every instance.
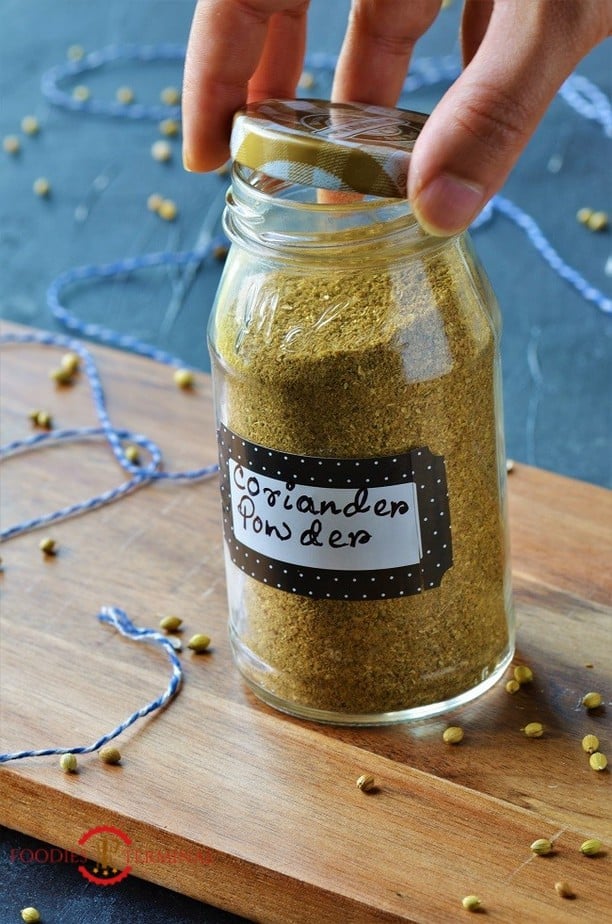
[1,2,610,922]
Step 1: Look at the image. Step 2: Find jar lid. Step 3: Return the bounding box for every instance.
[230,99,427,199]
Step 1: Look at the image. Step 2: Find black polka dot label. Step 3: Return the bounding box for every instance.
[217,424,452,600]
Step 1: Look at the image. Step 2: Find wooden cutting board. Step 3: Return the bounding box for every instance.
[1,321,610,923]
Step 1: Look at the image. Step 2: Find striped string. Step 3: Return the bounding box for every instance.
[0,607,183,763]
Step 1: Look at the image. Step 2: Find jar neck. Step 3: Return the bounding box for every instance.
[224,163,459,261]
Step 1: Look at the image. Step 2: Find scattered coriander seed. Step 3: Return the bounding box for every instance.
[461,895,481,912]
[442,726,464,744]
[39,537,56,556]
[151,139,172,163]
[514,665,533,684]
[589,752,608,772]
[59,753,78,773]
[356,773,376,792]
[21,115,40,135]
[554,881,575,899]
[530,838,553,856]
[582,735,599,754]
[160,86,180,105]
[20,909,41,923]
[124,444,140,464]
[173,367,194,389]
[187,633,211,653]
[158,198,178,221]
[34,410,52,429]
[72,84,91,101]
[522,722,544,738]
[159,614,183,632]
[576,207,593,225]
[147,192,164,213]
[580,838,602,856]
[582,691,603,709]
[3,134,20,154]
[33,177,51,197]
[159,118,180,137]
[213,244,229,261]
[505,458,515,473]
[67,44,85,60]
[298,70,315,89]
[60,351,80,375]
[581,734,600,754]
[99,745,121,764]
[505,679,520,694]
[50,366,73,385]
[116,86,135,104]
[587,210,609,232]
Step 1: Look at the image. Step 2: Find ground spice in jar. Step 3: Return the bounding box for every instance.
[209,100,513,722]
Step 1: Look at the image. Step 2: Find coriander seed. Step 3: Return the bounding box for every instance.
[554,881,574,899]
[187,633,211,653]
[124,444,140,464]
[116,86,135,104]
[160,86,180,105]
[442,726,464,744]
[21,115,40,135]
[60,352,80,375]
[60,753,78,773]
[72,85,91,101]
[20,909,41,923]
[159,614,182,632]
[513,665,533,684]
[151,140,172,162]
[159,118,180,137]
[3,134,20,154]
[505,679,520,694]
[589,752,608,771]
[39,537,56,556]
[576,207,593,224]
[522,722,544,738]
[580,838,602,856]
[173,368,194,389]
[581,734,600,754]
[505,458,515,473]
[147,193,163,212]
[587,210,608,232]
[356,773,376,792]
[158,198,178,221]
[582,691,603,709]
[33,177,51,197]
[461,895,481,912]
[34,410,52,429]
[99,745,121,764]
[67,44,85,60]
[50,367,73,385]
[530,838,553,856]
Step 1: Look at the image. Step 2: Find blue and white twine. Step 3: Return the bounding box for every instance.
[0,607,183,763]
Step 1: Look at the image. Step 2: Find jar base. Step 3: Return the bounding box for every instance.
[232,635,515,726]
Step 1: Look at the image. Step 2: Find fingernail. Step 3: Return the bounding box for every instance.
[182,149,194,172]
[413,173,485,237]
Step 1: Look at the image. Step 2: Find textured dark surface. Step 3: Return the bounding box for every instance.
[0,1,610,922]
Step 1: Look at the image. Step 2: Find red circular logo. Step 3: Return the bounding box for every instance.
[77,825,132,886]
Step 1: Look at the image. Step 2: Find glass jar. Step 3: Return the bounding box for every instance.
[208,101,514,725]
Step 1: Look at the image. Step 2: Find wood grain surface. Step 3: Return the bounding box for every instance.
[0,321,610,923]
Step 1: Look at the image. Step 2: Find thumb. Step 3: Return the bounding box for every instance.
[408,0,610,236]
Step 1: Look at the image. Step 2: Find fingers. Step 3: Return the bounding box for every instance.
[182,0,309,172]
[332,0,442,106]
[460,0,493,65]
[409,0,611,236]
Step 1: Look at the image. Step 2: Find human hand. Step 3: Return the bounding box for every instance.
[182,0,611,235]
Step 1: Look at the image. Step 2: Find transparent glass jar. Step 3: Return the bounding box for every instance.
[208,161,514,725]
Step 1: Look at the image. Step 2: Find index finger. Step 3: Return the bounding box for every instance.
[182,0,309,172]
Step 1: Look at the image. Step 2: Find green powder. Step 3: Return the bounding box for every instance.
[211,232,512,718]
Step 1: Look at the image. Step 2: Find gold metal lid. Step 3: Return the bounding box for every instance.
[230,99,427,199]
